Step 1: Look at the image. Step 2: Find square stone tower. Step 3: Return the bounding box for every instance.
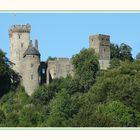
[89,34,110,70]
[9,24,31,75]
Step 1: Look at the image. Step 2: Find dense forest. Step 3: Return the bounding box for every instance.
[1,43,140,127]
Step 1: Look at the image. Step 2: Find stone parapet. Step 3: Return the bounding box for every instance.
[9,24,31,37]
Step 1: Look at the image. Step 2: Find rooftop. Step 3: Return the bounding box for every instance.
[23,47,40,57]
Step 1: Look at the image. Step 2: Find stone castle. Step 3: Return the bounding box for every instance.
[9,24,110,96]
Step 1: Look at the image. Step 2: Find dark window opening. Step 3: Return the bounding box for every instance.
[31,75,33,80]
[21,43,23,48]
[31,63,34,67]
[18,34,21,39]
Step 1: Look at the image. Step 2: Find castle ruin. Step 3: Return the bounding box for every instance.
[9,24,110,96]
[89,34,110,70]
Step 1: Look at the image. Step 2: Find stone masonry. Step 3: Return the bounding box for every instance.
[47,58,74,84]
[9,24,40,95]
[9,24,31,75]
[89,34,110,70]
[9,24,110,95]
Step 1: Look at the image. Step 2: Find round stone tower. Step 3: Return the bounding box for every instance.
[22,40,40,96]
[9,24,31,75]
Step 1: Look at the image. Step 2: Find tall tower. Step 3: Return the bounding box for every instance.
[89,34,110,70]
[9,24,31,75]
[22,40,40,96]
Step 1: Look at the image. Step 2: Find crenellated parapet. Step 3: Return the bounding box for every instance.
[57,57,70,61]
[9,24,31,37]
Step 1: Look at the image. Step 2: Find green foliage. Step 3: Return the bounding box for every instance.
[53,75,80,95]
[31,77,69,104]
[74,101,137,127]
[47,56,57,61]
[31,84,55,106]
[95,101,137,127]
[72,48,99,92]
[0,49,20,97]
[110,58,121,69]
[110,43,120,59]
[90,61,140,110]
[0,46,140,127]
[119,43,133,61]
[5,111,19,126]
[0,50,11,96]
[19,104,44,127]
[0,87,29,126]
[110,43,133,61]
[46,90,80,127]
[70,60,140,127]
[0,109,6,126]
[136,52,140,60]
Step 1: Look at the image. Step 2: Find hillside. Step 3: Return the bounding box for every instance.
[0,43,140,127]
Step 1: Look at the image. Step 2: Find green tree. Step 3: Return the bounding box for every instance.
[0,49,20,97]
[72,48,99,92]
[0,109,6,126]
[72,101,134,127]
[57,75,81,95]
[5,111,19,126]
[47,56,57,61]
[31,84,55,106]
[119,43,133,61]
[19,104,44,127]
[71,60,140,127]
[110,43,133,61]
[110,58,121,69]
[31,78,65,105]
[89,61,140,111]
[136,52,140,60]
[0,87,29,126]
[46,90,80,127]
[110,43,120,59]
[94,101,138,127]
[0,50,11,96]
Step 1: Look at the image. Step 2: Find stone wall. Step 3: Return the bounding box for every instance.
[47,58,74,84]
[9,25,30,75]
[89,34,110,70]
[9,24,111,95]
[22,55,40,96]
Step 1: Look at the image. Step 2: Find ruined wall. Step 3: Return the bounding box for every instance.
[47,58,74,84]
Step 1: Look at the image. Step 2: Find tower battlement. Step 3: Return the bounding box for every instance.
[89,34,110,48]
[9,24,31,37]
[57,57,70,61]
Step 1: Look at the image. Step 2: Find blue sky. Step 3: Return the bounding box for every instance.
[0,13,140,61]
